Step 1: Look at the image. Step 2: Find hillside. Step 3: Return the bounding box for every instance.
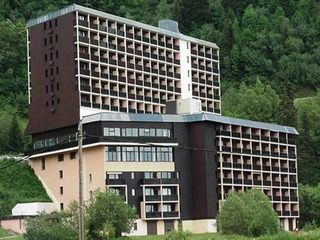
[0,1,319,182]
[0,158,51,216]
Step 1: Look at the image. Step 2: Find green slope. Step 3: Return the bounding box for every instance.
[0,158,51,216]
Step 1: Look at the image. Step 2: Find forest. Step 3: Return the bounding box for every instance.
[0,0,319,226]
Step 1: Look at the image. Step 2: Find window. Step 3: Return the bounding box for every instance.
[44,22,46,30]
[59,170,63,179]
[45,69,48,77]
[78,15,85,21]
[79,30,86,37]
[104,127,121,136]
[46,86,48,93]
[145,204,155,213]
[58,154,64,162]
[56,66,59,74]
[140,147,156,162]
[144,172,156,179]
[56,50,59,58]
[108,174,120,179]
[145,188,155,196]
[44,38,47,46]
[55,19,57,27]
[70,152,76,159]
[122,128,138,136]
[55,34,58,43]
[162,204,172,212]
[157,147,173,162]
[133,222,138,231]
[139,128,156,136]
[57,82,60,91]
[122,146,138,161]
[49,21,52,29]
[60,186,63,195]
[50,52,53,61]
[131,172,134,179]
[156,129,170,137]
[162,172,172,179]
[41,158,45,170]
[49,36,52,45]
[45,54,47,62]
[89,174,92,182]
[60,203,64,210]
[132,189,135,196]
[162,188,172,195]
[105,146,121,161]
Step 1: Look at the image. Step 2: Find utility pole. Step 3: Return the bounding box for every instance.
[78,120,84,240]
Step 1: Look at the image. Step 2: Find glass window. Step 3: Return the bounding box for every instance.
[105,146,121,161]
[146,204,154,213]
[156,147,173,162]
[162,188,171,195]
[41,158,45,170]
[58,154,64,162]
[70,152,76,159]
[144,172,153,179]
[145,188,155,196]
[161,172,172,179]
[163,204,172,212]
[108,174,120,179]
[140,147,156,162]
[122,146,138,161]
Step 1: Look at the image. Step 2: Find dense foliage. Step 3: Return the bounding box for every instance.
[217,189,279,237]
[0,158,51,216]
[85,189,138,238]
[24,211,78,240]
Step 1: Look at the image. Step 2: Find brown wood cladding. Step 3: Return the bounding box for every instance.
[26,13,79,134]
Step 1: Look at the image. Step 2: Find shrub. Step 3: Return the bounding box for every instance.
[165,222,191,240]
[217,189,279,237]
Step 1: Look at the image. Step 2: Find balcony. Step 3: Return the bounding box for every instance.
[106,179,126,185]
[163,211,179,218]
[163,195,178,201]
[142,178,178,185]
[145,195,161,202]
[146,212,161,219]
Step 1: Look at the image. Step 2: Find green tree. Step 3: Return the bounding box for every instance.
[7,114,24,154]
[222,79,279,123]
[299,184,320,228]
[217,189,279,237]
[278,78,297,127]
[85,189,138,238]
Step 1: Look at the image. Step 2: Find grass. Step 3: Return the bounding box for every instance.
[1,229,320,240]
[0,228,23,240]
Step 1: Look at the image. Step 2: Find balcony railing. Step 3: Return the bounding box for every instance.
[163,211,179,218]
[145,195,161,202]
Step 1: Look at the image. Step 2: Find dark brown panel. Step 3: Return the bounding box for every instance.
[26,12,79,135]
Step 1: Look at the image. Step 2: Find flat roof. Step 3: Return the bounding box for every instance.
[82,112,298,135]
[27,4,218,49]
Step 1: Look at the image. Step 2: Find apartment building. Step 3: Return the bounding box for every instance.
[28,112,298,234]
[25,4,299,235]
[26,4,220,135]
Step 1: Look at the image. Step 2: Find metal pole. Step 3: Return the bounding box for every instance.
[78,120,84,240]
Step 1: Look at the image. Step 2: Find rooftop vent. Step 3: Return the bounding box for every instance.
[158,19,180,33]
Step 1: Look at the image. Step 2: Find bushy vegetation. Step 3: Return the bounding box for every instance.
[0,158,51,216]
[85,189,138,239]
[217,189,279,237]
[23,190,137,240]
[165,223,191,240]
[24,211,78,240]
